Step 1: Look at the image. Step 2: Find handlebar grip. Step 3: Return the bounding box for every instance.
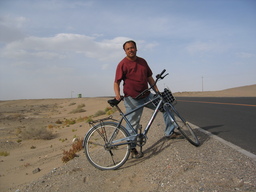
[160,69,166,76]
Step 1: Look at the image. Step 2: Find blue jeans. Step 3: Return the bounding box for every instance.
[124,93,177,140]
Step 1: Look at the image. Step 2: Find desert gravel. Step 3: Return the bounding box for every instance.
[11,108,256,192]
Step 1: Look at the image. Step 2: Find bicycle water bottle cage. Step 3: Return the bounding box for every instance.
[108,98,122,107]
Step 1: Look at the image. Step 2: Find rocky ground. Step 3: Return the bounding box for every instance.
[0,93,256,192]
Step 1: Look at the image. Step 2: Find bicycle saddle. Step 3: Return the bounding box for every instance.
[108,98,122,107]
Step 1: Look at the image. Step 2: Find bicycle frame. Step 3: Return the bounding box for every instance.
[108,93,170,147]
[84,69,200,170]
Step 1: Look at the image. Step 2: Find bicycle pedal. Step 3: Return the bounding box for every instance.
[131,152,144,159]
[130,149,144,159]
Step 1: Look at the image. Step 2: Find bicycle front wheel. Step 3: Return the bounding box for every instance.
[84,121,131,170]
[165,104,200,146]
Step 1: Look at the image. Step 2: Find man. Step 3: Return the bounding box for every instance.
[114,40,179,157]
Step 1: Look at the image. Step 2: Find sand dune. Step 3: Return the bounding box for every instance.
[174,84,256,97]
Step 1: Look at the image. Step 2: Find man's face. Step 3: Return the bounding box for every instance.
[124,42,137,59]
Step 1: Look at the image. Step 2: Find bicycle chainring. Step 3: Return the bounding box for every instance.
[136,134,147,147]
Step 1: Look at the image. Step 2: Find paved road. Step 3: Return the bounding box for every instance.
[174,97,256,155]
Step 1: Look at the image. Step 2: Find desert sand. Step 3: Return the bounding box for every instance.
[174,84,256,97]
[0,85,256,192]
[0,97,115,191]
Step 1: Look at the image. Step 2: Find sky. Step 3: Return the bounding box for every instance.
[0,0,255,100]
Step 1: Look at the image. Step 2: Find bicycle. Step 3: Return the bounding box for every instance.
[83,69,200,170]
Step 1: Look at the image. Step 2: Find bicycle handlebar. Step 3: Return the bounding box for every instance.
[135,69,169,99]
[156,69,166,79]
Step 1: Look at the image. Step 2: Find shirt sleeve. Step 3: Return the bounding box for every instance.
[114,62,124,83]
[144,59,152,77]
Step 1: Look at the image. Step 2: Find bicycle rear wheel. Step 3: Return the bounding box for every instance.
[84,121,130,170]
[165,103,200,146]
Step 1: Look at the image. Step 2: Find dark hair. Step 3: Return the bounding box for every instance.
[123,40,137,50]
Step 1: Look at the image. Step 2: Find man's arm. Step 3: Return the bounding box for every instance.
[114,80,122,100]
[148,76,159,93]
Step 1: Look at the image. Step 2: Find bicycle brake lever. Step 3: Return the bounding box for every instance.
[162,73,169,79]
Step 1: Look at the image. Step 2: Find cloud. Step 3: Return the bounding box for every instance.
[1,34,132,65]
[0,15,26,43]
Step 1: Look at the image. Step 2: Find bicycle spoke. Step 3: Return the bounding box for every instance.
[84,122,130,170]
[95,126,108,142]
[88,140,105,147]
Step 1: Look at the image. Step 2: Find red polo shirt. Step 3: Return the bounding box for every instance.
[115,57,152,98]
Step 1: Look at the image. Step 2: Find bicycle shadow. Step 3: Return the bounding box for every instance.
[198,124,230,144]
[121,136,184,169]
[190,124,233,147]
[121,124,227,169]
[201,125,227,135]
[201,124,223,130]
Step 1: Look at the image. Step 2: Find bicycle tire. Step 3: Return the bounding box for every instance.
[164,103,200,146]
[84,121,131,170]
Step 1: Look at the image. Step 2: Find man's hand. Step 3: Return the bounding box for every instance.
[114,81,122,100]
[115,95,122,101]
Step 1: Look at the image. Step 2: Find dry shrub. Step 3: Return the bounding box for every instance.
[61,138,83,163]
[55,119,62,124]
[93,107,116,117]
[85,116,94,123]
[105,107,117,115]
[15,127,22,135]
[21,127,54,140]
[24,163,31,167]
[0,151,10,156]
[59,138,67,142]
[94,110,105,117]
[72,138,83,152]
[105,107,112,112]
[62,149,76,163]
[64,119,76,125]
[106,108,116,115]
[70,104,86,114]
[48,124,54,129]
[70,108,86,113]
[78,104,85,108]
[76,116,87,123]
